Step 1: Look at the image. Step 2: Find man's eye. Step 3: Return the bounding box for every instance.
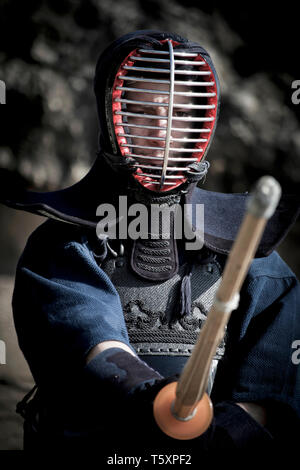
[127,107,146,114]
[173,110,189,118]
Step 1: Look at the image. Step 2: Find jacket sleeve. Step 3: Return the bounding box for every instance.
[211,251,300,443]
[12,220,132,385]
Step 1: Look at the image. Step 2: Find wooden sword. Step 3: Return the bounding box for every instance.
[153,175,282,440]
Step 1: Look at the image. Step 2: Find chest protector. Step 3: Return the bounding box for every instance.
[100,246,224,394]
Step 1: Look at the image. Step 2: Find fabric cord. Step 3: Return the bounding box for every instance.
[178,263,193,318]
[177,247,217,319]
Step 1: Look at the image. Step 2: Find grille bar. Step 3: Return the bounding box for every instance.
[123,65,211,75]
[119,76,215,86]
[130,56,205,66]
[116,98,168,107]
[119,123,211,132]
[115,111,214,121]
[117,86,169,95]
[146,181,176,186]
[138,49,199,57]
[117,133,208,142]
[174,80,215,86]
[119,76,170,84]
[128,153,199,162]
[115,98,215,110]
[116,86,215,97]
[121,144,203,152]
[139,173,185,179]
[133,164,189,171]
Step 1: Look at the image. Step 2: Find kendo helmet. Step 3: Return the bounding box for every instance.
[94,30,220,194]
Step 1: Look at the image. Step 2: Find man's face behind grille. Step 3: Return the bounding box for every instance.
[124,81,195,167]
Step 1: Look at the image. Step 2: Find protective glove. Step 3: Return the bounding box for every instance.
[83,348,274,453]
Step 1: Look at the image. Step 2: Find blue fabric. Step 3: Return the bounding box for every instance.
[12,219,300,424]
[211,251,300,419]
[189,187,300,257]
[12,220,132,387]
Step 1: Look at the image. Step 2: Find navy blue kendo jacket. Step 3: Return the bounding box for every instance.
[11,218,300,452]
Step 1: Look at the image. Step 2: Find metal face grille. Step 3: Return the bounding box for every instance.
[112,40,218,192]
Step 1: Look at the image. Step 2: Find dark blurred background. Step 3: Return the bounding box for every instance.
[0,0,299,450]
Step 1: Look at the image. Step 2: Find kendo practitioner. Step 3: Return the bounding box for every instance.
[1,30,300,456]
